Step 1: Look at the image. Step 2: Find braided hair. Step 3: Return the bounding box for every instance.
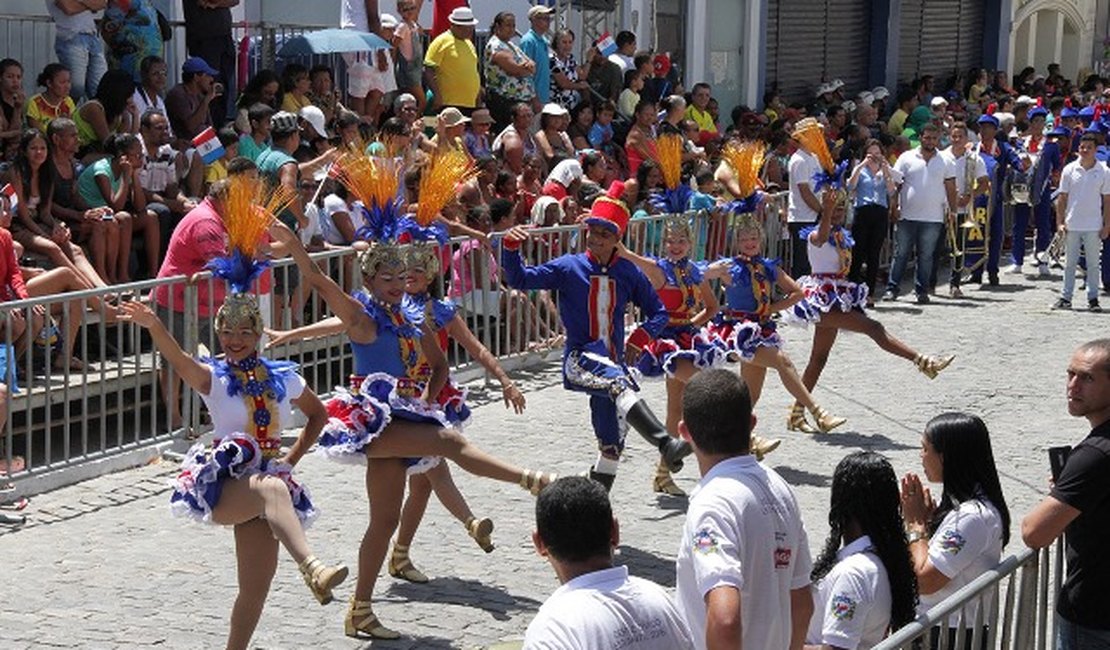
[812,451,918,630]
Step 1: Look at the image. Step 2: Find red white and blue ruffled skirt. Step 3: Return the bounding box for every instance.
[787,274,869,325]
[317,372,456,475]
[636,324,728,378]
[170,432,318,527]
[708,313,783,362]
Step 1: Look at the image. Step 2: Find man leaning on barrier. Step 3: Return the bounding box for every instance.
[1022,338,1110,650]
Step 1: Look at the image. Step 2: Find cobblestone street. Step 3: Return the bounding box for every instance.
[1,271,1104,649]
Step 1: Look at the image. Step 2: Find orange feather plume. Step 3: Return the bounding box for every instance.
[330,146,400,210]
[721,141,767,199]
[415,148,476,227]
[792,117,834,173]
[656,133,684,190]
[224,174,295,257]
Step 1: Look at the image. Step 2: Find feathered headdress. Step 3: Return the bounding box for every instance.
[721,140,766,215]
[404,148,475,279]
[649,133,693,214]
[208,174,295,333]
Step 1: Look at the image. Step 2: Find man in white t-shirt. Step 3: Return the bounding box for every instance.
[885,123,957,305]
[524,476,693,649]
[675,369,813,650]
[787,119,824,276]
[942,124,989,297]
[1053,134,1110,311]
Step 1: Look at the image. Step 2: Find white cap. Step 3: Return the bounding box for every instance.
[816,82,832,96]
[447,6,478,25]
[829,79,845,91]
[379,13,398,29]
[857,91,874,106]
[298,105,329,138]
[1015,95,1035,106]
[528,5,555,19]
[872,86,890,100]
[841,100,856,113]
[541,102,569,117]
[994,111,1015,124]
[930,96,948,108]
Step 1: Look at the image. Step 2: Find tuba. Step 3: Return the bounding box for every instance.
[961,143,991,274]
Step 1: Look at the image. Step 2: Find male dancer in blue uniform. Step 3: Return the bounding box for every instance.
[501,181,691,491]
[970,114,1027,286]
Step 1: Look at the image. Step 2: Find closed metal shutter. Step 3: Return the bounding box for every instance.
[765,0,870,104]
[900,0,985,84]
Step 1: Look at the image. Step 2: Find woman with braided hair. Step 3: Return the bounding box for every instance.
[806,451,918,649]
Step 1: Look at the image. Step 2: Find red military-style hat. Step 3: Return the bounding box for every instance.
[583,181,631,236]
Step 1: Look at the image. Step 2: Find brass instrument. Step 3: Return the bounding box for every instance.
[961,143,991,274]
[1046,229,1066,267]
[948,142,980,260]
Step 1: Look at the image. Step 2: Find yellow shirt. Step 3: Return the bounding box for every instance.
[204,159,228,185]
[281,93,313,114]
[424,31,480,108]
[26,93,75,132]
[686,105,717,134]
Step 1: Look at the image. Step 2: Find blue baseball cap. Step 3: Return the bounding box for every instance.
[182,56,218,77]
[977,114,1000,128]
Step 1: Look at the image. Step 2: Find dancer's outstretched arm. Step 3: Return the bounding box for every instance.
[269,223,370,331]
[445,314,525,413]
[265,316,345,348]
[118,301,212,396]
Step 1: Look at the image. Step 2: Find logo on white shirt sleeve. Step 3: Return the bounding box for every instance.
[692,526,719,554]
[831,593,858,620]
[938,529,967,554]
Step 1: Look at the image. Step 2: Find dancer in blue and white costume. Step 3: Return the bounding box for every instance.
[118,173,348,650]
[618,214,722,496]
[704,207,847,454]
[272,207,554,641]
[786,173,955,433]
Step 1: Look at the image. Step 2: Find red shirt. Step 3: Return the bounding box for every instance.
[431,0,467,38]
[0,229,28,302]
[151,198,273,316]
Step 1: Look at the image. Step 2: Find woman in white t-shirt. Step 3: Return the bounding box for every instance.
[807,451,918,650]
[901,412,1011,646]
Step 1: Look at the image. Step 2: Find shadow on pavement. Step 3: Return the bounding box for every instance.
[772,465,831,488]
[386,576,543,622]
[812,431,917,452]
[354,634,462,649]
[618,544,677,587]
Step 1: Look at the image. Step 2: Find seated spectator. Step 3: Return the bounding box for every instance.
[137,110,198,260]
[295,105,332,163]
[567,100,593,151]
[10,128,113,294]
[333,108,364,150]
[237,102,274,163]
[617,69,643,120]
[625,99,658,176]
[483,11,536,131]
[463,108,494,159]
[47,117,126,284]
[318,183,362,246]
[586,40,622,103]
[686,82,719,146]
[578,149,608,205]
[643,53,675,104]
[46,0,106,101]
[458,154,498,208]
[515,152,544,222]
[523,476,694,649]
[295,176,326,253]
[541,158,582,203]
[279,63,312,115]
[202,126,240,190]
[493,102,538,175]
[102,0,163,83]
[807,451,917,650]
[659,94,686,135]
[535,103,574,170]
[307,65,339,124]
[0,59,26,161]
[429,107,470,152]
[131,55,171,133]
[26,63,76,133]
[233,69,280,134]
[901,412,1011,640]
[78,132,159,282]
[72,69,140,161]
[367,117,412,160]
[164,57,221,152]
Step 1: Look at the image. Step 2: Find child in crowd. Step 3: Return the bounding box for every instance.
[617,70,643,120]
[203,126,240,191]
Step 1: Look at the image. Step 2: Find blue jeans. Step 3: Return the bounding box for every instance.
[887,219,943,297]
[1063,230,1103,302]
[1057,614,1110,650]
[54,32,107,101]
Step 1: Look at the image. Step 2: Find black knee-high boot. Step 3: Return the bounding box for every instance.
[623,399,692,472]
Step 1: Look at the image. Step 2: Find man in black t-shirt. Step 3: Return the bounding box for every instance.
[1023,338,1110,649]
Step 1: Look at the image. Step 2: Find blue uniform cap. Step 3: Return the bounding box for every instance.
[1060,107,1080,118]
[1027,107,1049,120]
[977,114,1000,127]
[1047,126,1070,137]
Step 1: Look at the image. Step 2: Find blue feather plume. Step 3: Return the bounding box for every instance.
[649,184,695,215]
[812,160,850,193]
[206,249,269,294]
[397,217,449,245]
[723,191,763,215]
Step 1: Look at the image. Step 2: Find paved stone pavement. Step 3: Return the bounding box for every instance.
[0,270,1106,649]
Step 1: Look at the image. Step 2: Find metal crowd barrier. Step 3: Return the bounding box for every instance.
[876,539,1064,650]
